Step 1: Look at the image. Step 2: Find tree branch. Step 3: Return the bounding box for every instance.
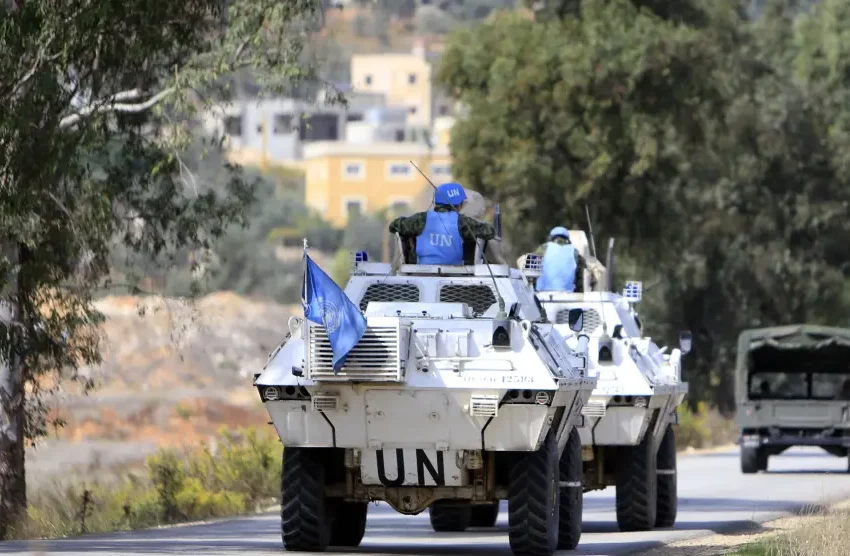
[59,88,176,129]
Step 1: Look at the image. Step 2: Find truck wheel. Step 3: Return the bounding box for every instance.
[557,427,583,550]
[740,446,760,474]
[429,502,472,532]
[655,425,677,528]
[615,429,658,532]
[508,430,560,555]
[757,450,769,472]
[470,502,500,527]
[329,501,368,547]
[281,447,331,552]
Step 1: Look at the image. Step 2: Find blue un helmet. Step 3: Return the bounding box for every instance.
[549,226,570,240]
[434,182,467,207]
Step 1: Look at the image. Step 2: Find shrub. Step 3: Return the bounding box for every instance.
[11,426,281,540]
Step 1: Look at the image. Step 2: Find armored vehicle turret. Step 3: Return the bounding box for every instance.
[255,250,597,555]
[518,230,690,532]
[736,325,850,474]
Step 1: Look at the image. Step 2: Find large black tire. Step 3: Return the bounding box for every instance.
[329,501,368,547]
[655,425,677,528]
[429,502,472,532]
[615,429,658,532]
[281,447,331,552]
[557,428,584,550]
[470,502,500,528]
[508,430,560,555]
[740,446,760,474]
[758,450,769,472]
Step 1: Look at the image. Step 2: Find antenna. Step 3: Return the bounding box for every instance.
[583,203,608,336]
[408,161,507,319]
[584,204,597,259]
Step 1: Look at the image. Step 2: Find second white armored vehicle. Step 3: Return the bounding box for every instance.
[519,231,691,532]
[255,250,597,555]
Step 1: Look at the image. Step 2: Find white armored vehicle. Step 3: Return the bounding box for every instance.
[518,231,691,532]
[255,250,597,555]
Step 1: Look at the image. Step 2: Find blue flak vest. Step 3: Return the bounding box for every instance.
[416,210,464,265]
[536,242,577,292]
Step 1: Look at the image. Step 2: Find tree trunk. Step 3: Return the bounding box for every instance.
[0,243,28,539]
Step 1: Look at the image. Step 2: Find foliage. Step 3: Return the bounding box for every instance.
[0,0,336,538]
[674,401,739,451]
[437,0,850,413]
[8,426,281,540]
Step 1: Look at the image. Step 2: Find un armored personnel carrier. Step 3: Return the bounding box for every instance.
[518,230,691,532]
[255,250,597,555]
[736,325,850,474]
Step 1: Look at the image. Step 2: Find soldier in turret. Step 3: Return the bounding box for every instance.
[534,226,586,292]
[389,182,495,265]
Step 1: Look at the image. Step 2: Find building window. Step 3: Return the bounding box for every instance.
[394,129,405,142]
[273,114,292,134]
[299,114,339,141]
[346,200,363,218]
[390,200,411,215]
[347,113,364,122]
[439,105,449,116]
[430,163,451,177]
[387,162,412,179]
[409,106,417,114]
[342,160,365,180]
[364,75,372,86]
[223,115,242,137]
[408,73,417,84]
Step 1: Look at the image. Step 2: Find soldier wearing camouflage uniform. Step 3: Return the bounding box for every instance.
[389,182,495,265]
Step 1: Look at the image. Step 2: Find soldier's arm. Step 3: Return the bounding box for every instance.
[458,214,495,242]
[389,213,426,237]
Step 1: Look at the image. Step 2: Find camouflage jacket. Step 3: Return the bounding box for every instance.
[388,205,496,265]
[534,240,589,292]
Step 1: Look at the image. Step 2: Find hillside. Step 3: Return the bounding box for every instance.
[27,292,298,485]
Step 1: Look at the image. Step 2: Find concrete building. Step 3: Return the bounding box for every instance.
[350,39,456,128]
[201,91,386,167]
[303,141,453,227]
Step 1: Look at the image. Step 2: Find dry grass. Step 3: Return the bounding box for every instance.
[735,507,850,556]
[11,427,281,541]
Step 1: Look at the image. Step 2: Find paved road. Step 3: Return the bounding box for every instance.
[4,447,850,556]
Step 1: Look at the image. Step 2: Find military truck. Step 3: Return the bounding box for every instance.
[518,230,691,532]
[736,325,850,474]
[254,249,597,555]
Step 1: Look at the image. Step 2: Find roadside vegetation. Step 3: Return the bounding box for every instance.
[10,403,734,541]
[734,507,850,556]
[9,427,281,540]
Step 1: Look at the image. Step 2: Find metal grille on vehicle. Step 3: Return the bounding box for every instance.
[307,325,403,382]
[469,395,499,417]
[359,283,420,312]
[581,399,607,418]
[439,285,497,315]
[311,395,340,412]
[555,307,602,334]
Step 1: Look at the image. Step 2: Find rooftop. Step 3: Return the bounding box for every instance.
[303,140,451,159]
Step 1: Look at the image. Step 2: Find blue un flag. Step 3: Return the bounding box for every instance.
[302,253,367,373]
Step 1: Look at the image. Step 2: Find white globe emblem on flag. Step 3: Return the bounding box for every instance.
[318,300,342,333]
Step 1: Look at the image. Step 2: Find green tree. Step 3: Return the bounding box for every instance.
[438,0,850,412]
[0,0,335,537]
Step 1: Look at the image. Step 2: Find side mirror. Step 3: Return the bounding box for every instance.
[568,308,584,332]
[679,330,693,355]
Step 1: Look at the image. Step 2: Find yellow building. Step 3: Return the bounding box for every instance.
[350,41,455,128]
[303,141,453,227]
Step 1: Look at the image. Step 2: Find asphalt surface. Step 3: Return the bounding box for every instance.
[4,446,850,556]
